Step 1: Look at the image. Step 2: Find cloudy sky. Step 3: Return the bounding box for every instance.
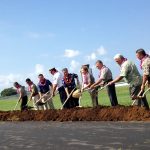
[0,0,150,91]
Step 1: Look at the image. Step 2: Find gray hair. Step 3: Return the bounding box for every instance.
[113,54,124,59]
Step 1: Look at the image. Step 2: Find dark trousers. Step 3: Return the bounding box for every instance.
[58,86,68,108]
[68,88,79,108]
[21,96,28,111]
[106,84,118,106]
[89,89,98,107]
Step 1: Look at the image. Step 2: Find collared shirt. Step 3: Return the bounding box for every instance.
[120,60,142,86]
[37,79,52,94]
[17,86,27,97]
[81,73,95,88]
[141,56,150,76]
[99,65,112,82]
[53,72,64,88]
[62,73,78,89]
[28,83,38,96]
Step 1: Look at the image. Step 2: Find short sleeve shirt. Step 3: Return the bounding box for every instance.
[37,79,52,94]
[120,60,142,86]
[30,84,38,96]
[82,73,95,88]
[142,57,150,76]
[18,86,27,97]
[99,66,113,81]
[53,72,63,88]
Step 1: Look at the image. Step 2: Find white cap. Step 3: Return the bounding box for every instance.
[113,54,124,59]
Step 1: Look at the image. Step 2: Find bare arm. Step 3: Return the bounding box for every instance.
[90,78,103,89]
[108,76,123,85]
[52,84,57,96]
[18,88,24,102]
[141,74,148,91]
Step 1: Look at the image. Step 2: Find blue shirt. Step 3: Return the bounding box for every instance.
[37,79,52,94]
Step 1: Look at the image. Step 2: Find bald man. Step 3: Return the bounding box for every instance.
[108,54,149,109]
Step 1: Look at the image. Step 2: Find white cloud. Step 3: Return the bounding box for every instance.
[86,46,107,61]
[0,64,48,92]
[35,64,45,75]
[96,46,107,55]
[0,74,25,91]
[87,52,97,61]
[64,49,80,58]
[69,60,80,72]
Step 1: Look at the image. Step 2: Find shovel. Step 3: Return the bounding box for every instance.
[13,99,20,110]
[35,91,50,106]
[61,87,76,109]
[132,81,149,105]
[140,87,150,98]
[132,90,143,106]
[36,92,59,106]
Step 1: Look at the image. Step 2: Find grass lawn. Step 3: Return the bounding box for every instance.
[0,86,150,111]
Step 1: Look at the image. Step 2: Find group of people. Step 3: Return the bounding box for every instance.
[14,48,150,111]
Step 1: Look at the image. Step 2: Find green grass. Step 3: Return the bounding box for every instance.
[0,86,150,111]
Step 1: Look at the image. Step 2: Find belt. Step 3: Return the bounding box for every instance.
[105,79,112,83]
[33,93,39,96]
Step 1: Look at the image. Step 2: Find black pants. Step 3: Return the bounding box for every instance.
[58,86,68,108]
[21,96,28,111]
[68,88,79,108]
[106,84,118,106]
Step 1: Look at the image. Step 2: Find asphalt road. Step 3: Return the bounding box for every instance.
[0,122,150,150]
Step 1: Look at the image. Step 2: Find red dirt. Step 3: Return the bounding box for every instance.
[0,106,150,121]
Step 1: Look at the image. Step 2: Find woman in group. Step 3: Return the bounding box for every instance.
[80,65,98,107]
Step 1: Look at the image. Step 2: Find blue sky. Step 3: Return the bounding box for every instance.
[0,0,150,90]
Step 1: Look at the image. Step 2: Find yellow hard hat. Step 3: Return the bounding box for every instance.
[72,89,81,98]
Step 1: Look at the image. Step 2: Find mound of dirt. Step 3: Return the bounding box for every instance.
[0,106,150,121]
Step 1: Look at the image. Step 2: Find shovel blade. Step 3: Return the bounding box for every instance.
[36,101,45,106]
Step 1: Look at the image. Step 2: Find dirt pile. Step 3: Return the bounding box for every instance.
[0,106,150,121]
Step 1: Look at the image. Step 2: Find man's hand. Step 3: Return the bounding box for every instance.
[108,81,114,85]
[90,85,95,89]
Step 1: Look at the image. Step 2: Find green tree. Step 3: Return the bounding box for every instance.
[1,87,17,97]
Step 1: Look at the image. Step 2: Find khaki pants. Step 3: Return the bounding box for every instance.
[32,95,40,110]
[89,89,98,107]
[129,85,149,109]
[41,93,54,110]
